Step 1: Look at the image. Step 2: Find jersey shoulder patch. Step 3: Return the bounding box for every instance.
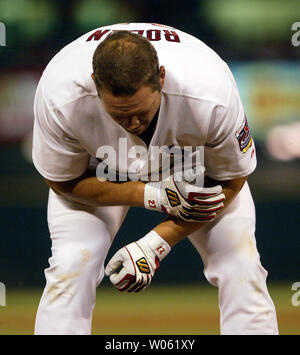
[235,116,252,153]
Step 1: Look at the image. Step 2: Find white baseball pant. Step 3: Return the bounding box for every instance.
[34,182,278,335]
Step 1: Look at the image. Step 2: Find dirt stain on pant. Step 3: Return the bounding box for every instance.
[47,249,91,303]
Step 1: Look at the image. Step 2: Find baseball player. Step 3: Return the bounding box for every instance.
[32,23,278,335]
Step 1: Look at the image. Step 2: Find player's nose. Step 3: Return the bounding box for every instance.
[124,116,140,130]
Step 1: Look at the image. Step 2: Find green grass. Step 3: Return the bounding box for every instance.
[0,283,299,335]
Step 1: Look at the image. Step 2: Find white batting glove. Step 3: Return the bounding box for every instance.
[144,170,225,222]
[105,231,171,292]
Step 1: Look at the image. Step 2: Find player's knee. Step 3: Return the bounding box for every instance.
[205,252,267,289]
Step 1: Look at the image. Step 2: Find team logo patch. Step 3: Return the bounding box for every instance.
[235,116,253,153]
[136,257,150,274]
[166,188,180,207]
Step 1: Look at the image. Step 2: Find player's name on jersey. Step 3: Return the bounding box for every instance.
[96,139,205,183]
[86,28,181,43]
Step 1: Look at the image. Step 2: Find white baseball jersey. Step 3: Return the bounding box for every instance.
[33,24,279,336]
[32,23,256,182]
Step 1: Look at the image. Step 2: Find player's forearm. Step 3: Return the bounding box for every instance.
[153,217,205,247]
[45,175,145,207]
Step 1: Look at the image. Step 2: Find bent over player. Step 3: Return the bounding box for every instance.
[32,23,278,335]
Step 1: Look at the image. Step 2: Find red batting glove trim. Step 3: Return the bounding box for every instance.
[116,273,136,291]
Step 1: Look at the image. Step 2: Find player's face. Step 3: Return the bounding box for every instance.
[94,67,165,135]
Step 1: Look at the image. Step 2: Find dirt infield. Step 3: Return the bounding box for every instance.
[0,283,299,334]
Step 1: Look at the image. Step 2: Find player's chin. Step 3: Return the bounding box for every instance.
[127,125,147,135]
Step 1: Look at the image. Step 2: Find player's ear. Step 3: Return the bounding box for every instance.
[91,73,102,97]
[159,66,166,88]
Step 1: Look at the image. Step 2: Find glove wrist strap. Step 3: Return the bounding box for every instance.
[141,230,171,261]
[144,182,162,211]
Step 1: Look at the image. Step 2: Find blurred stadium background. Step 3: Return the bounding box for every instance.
[0,0,299,334]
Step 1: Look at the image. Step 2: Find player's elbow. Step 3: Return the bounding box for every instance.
[45,178,69,196]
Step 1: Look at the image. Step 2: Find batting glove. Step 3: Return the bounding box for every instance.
[144,170,225,222]
[105,231,171,292]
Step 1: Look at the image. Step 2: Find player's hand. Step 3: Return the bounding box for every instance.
[144,170,225,222]
[105,231,171,292]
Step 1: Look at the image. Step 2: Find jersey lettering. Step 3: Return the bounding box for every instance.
[146,29,161,41]
[86,29,110,41]
[163,30,180,42]
[86,28,181,43]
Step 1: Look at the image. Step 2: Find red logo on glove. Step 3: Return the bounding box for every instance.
[156,246,166,255]
[148,200,157,208]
